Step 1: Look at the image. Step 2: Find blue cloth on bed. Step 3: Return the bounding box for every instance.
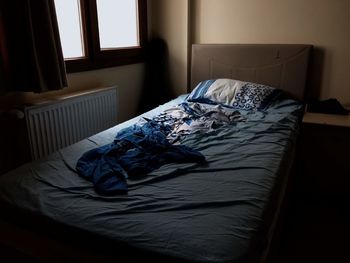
[76,120,205,195]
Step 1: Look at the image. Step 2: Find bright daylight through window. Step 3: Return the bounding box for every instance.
[96,0,139,49]
[54,0,84,59]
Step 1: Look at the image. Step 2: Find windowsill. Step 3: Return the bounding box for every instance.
[65,49,145,73]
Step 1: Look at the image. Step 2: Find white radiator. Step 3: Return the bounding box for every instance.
[25,87,117,160]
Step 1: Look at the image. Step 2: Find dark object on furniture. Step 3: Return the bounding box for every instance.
[307,98,350,115]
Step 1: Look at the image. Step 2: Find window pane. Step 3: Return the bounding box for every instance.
[96,0,139,49]
[54,0,84,59]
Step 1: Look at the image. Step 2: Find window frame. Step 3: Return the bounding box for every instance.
[64,0,147,73]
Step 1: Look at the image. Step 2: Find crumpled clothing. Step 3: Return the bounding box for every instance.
[76,120,205,195]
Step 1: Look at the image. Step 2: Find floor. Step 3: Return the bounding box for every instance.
[276,192,350,263]
[0,245,38,262]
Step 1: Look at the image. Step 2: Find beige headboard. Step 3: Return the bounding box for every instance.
[191,44,312,101]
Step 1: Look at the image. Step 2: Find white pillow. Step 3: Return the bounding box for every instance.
[187,79,246,106]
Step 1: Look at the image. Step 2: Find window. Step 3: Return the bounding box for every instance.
[96,0,139,49]
[54,0,147,72]
[54,0,85,59]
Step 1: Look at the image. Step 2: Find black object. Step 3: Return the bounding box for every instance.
[138,38,171,113]
[308,98,350,115]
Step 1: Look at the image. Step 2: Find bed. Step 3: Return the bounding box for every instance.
[0,44,312,262]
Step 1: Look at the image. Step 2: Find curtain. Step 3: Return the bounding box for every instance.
[0,0,67,93]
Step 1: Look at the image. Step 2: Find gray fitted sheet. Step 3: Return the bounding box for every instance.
[0,95,302,263]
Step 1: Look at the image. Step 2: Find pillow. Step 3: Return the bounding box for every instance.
[187,78,280,110]
[187,79,244,106]
[231,82,281,110]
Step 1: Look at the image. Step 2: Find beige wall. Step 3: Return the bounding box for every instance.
[67,64,145,122]
[148,0,190,96]
[192,0,350,105]
[0,64,145,122]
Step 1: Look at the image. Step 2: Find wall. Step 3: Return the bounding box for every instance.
[148,0,190,96]
[67,64,144,122]
[192,0,350,105]
[0,64,145,122]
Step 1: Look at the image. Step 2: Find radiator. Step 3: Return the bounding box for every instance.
[25,87,117,160]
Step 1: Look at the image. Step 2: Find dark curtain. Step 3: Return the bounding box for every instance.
[0,0,67,93]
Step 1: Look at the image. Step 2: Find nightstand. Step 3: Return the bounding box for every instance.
[298,112,350,198]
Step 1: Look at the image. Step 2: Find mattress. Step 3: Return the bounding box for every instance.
[0,95,302,263]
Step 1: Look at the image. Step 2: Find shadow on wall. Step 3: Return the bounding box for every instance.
[138,38,172,114]
[305,47,325,101]
[0,111,31,174]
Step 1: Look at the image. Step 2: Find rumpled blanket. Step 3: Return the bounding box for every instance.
[153,102,245,143]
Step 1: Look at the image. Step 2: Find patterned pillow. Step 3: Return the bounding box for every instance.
[187,78,280,110]
[232,82,281,110]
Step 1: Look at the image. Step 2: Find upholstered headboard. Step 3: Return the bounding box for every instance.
[191,44,312,101]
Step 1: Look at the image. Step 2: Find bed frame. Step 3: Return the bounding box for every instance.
[191,44,312,101]
[0,44,312,262]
